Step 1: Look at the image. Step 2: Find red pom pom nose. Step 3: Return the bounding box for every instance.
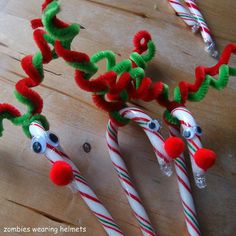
[194,148,216,171]
[164,137,185,159]
[50,161,74,186]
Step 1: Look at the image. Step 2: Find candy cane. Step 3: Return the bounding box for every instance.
[168,0,199,32]
[106,107,185,236]
[168,124,201,236]
[184,0,218,57]
[171,107,216,188]
[29,121,124,236]
[107,121,156,235]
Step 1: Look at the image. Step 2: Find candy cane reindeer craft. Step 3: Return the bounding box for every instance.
[0,5,126,236]
[157,43,236,235]
[106,107,186,236]
[161,43,236,188]
[29,122,124,235]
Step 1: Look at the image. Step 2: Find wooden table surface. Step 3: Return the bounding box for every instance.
[0,0,235,235]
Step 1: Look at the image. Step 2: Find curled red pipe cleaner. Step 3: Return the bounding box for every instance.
[0,23,56,136]
[177,44,236,104]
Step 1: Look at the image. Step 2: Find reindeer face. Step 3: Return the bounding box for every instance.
[171,107,216,188]
[30,122,60,154]
[117,107,185,176]
[29,121,74,186]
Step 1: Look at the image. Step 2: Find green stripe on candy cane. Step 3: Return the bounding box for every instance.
[137,121,147,126]
[175,158,188,174]
[115,168,133,183]
[183,208,200,230]
[136,218,156,234]
[187,142,196,153]
[107,123,117,139]
[97,216,121,231]
[177,13,196,21]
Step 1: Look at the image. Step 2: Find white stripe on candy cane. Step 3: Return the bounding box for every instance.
[29,122,124,236]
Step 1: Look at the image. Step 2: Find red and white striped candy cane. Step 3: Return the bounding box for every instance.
[171,106,216,189]
[168,0,199,32]
[107,119,156,236]
[184,0,218,57]
[106,107,177,236]
[168,124,201,236]
[29,121,124,236]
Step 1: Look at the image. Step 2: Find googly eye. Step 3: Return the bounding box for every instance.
[148,119,161,132]
[46,132,59,147]
[195,126,202,136]
[31,136,46,154]
[182,128,195,140]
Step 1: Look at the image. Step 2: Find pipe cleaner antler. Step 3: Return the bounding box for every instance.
[161,43,236,187]
[126,36,236,236]
[0,3,126,235]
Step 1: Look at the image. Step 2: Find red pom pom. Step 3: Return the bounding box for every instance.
[49,161,74,186]
[164,137,185,158]
[194,148,216,171]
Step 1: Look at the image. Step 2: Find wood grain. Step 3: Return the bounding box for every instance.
[0,0,235,235]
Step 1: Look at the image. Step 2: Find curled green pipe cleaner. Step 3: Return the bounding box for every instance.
[164,44,236,125]
[40,0,156,125]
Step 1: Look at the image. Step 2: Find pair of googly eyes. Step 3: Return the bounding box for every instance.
[31,132,59,154]
[181,126,202,139]
[148,119,161,132]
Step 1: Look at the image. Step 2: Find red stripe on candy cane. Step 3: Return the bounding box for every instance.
[182,200,198,220]
[46,143,70,159]
[112,162,130,176]
[185,217,201,236]
[139,225,156,236]
[177,176,192,194]
[79,191,102,204]
[175,160,189,177]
